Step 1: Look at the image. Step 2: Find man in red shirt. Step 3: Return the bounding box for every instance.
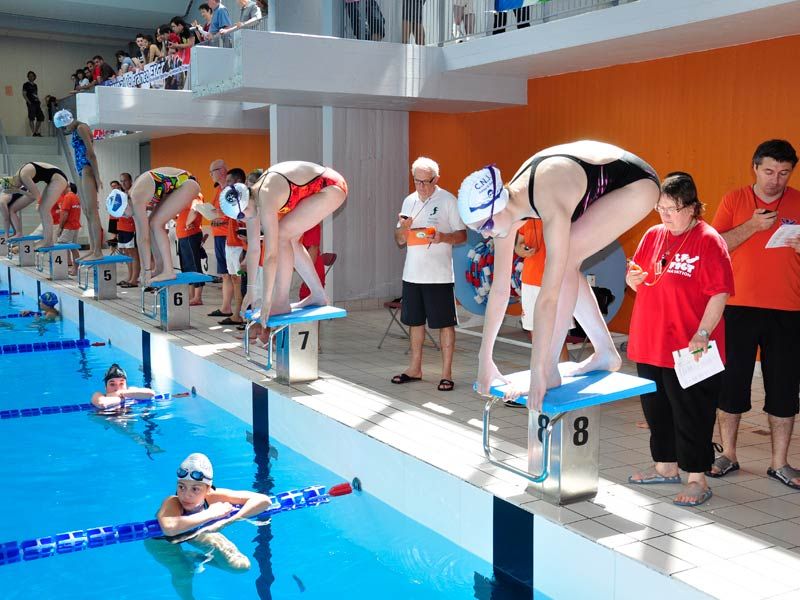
[710,140,800,489]
[55,183,81,274]
[117,172,140,287]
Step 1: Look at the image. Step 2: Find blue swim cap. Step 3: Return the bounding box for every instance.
[39,292,58,308]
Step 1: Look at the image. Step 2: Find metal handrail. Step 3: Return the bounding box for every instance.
[482,396,564,484]
[0,118,10,175]
[196,14,270,48]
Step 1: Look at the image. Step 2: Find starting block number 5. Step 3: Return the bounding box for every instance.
[537,414,590,447]
[103,269,112,281]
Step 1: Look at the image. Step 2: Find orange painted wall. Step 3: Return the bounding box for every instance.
[410,34,800,332]
[150,133,270,200]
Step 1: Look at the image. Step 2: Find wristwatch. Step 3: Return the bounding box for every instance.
[697,329,710,339]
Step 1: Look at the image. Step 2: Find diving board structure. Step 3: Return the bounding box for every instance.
[77,255,132,299]
[35,244,80,280]
[483,365,655,505]
[7,236,42,267]
[244,305,347,384]
[141,272,212,331]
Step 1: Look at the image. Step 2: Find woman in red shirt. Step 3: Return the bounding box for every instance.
[626,173,734,507]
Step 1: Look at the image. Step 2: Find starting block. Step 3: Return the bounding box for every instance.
[244,305,347,383]
[7,236,43,267]
[141,272,212,331]
[77,255,132,299]
[35,244,80,280]
[482,365,655,505]
[0,230,12,259]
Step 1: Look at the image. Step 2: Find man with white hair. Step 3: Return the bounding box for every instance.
[392,157,466,392]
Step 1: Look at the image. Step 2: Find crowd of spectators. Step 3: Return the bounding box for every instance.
[67,2,267,94]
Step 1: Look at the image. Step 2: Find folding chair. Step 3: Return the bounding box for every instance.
[377,299,439,351]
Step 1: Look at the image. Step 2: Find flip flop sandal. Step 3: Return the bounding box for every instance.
[673,483,713,507]
[767,465,800,490]
[705,455,740,478]
[628,470,682,485]
[437,378,455,392]
[208,310,233,317]
[219,317,243,325]
[391,373,422,384]
[504,398,526,408]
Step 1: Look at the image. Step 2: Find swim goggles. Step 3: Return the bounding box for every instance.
[176,467,212,483]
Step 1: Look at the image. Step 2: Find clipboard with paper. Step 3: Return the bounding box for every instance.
[672,340,724,389]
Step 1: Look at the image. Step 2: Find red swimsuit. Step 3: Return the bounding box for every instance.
[267,168,348,217]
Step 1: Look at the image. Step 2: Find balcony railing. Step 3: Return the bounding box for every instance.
[339,0,636,45]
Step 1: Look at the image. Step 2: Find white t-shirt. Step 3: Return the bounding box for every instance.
[399,187,465,284]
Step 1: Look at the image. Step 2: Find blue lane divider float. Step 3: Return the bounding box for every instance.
[0,311,42,319]
[0,389,195,420]
[0,482,354,565]
[0,338,105,355]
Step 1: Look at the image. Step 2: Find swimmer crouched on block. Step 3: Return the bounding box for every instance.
[91,363,156,410]
[154,453,271,570]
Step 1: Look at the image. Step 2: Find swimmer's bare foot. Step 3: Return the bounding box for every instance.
[270,302,292,316]
[291,293,329,310]
[34,239,53,250]
[562,350,622,376]
[87,250,104,261]
[547,364,562,389]
[150,270,178,284]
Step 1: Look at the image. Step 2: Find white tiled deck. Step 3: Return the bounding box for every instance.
[23,265,800,599]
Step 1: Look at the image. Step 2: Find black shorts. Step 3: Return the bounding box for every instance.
[178,233,205,287]
[719,306,800,418]
[27,102,44,122]
[117,230,136,246]
[401,281,457,329]
[214,235,228,275]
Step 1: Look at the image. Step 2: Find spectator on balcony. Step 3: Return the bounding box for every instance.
[402,0,426,44]
[76,69,91,90]
[135,34,162,65]
[255,0,268,17]
[157,24,179,58]
[115,50,135,76]
[453,0,475,37]
[87,60,97,80]
[169,17,195,64]
[93,55,117,84]
[191,4,214,42]
[236,0,261,25]
[163,46,185,90]
[208,0,233,35]
[71,72,79,91]
[345,0,385,41]
[492,6,531,34]
[22,71,45,137]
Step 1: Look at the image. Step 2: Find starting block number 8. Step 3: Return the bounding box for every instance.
[537,414,590,447]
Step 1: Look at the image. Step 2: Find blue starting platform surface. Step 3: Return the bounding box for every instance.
[7,235,43,244]
[245,305,347,326]
[486,364,656,414]
[35,244,80,252]
[77,255,132,265]
[145,272,213,288]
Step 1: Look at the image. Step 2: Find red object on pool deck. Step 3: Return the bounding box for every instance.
[328,482,353,497]
[91,342,106,346]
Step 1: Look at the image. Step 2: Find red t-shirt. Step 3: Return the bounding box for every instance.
[225,217,245,248]
[50,201,61,225]
[116,216,135,232]
[211,186,229,238]
[519,219,545,286]
[711,185,800,311]
[627,220,735,368]
[58,192,82,230]
[175,194,202,239]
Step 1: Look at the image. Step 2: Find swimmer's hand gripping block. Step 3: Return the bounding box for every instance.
[0,483,354,565]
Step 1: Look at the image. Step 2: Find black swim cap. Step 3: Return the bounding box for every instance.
[103,363,127,383]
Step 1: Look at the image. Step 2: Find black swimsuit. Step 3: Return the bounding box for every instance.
[26,162,67,185]
[7,192,25,208]
[511,151,659,222]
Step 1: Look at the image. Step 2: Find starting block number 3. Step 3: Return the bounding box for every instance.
[537,414,590,447]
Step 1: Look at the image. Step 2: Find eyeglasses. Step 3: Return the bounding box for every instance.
[654,204,685,215]
[177,467,211,482]
[209,167,224,175]
[413,177,436,185]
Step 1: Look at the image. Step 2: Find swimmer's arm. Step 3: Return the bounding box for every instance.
[156,497,221,537]
[119,387,156,401]
[78,124,101,185]
[211,488,271,523]
[91,391,123,409]
[259,205,280,322]
[244,216,262,299]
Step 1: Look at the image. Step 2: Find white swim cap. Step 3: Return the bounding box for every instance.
[53,109,74,129]
[219,183,250,220]
[106,189,129,218]
[177,453,214,486]
[457,165,509,228]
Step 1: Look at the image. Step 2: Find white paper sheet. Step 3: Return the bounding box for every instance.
[766,224,800,249]
[672,340,724,389]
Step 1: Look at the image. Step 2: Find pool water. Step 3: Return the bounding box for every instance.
[0,295,541,599]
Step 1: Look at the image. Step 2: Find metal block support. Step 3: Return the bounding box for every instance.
[275,322,320,384]
[158,284,191,331]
